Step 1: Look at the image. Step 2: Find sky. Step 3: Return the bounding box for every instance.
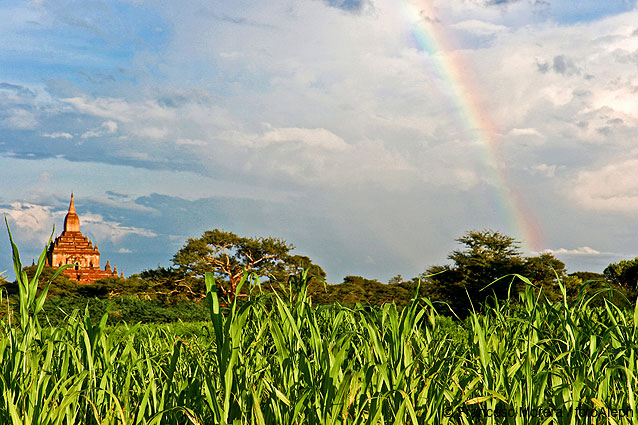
[1,0,638,283]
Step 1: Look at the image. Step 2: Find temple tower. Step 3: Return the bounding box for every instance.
[47,194,122,283]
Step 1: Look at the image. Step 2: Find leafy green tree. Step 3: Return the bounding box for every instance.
[172,229,324,302]
[569,271,605,283]
[603,258,638,289]
[422,230,526,314]
[388,275,404,285]
[91,276,149,298]
[520,253,570,302]
[318,276,410,306]
[282,254,326,282]
[524,253,567,285]
[136,266,206,302]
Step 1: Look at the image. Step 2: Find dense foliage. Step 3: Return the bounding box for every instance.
[420,230,635,314]
[604,257,638,289]
[421,230,526,313]
[2,227,638,424]
[172,229,325,302]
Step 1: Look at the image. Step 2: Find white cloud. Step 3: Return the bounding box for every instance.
[451,19,508,36]
[39,172,52,183]
[0,202,56,235]
[63,94,237,147]
[132,125,168,140]
[572,158,638,214]
[544,247,603,256]
[213,125,423,190]
[80,120,119,139]
[457,11,638,152]
[539,246,625,273]
[102,120,118,133]
[2,108,37,129]
[0,203,62,251]
[530,164,557,177]
[0,201,156,261]
[508,128,543,138]
[591,87,638,117]
[44,2,638,210]
[118,247,133,254]
[42,132,73,139]
[80,212,157,242]
[259,126,349,152]
[62,97,172,124]
[175,138,207,146]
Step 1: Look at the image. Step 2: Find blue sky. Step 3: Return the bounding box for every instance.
[1,0,638,282]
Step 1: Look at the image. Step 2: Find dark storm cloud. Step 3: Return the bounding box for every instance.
[536,60,550,73]
[552,55,580,75]
[320,0,372,13]
[536,55,581,75]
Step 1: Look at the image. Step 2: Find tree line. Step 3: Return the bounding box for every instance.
[2,228,637,319]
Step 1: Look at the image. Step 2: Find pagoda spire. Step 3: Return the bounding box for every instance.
[63,193,80,233]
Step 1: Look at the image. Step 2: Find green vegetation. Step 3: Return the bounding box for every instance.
[418,230,636,314]
[604,257,638,289]
[39,295,209,326]
[172,229,325,302]
[3,228,636,324]
[2,224,638,424]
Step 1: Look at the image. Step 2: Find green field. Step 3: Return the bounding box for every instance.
[2,231,638,424]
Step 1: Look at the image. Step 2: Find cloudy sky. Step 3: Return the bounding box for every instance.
[1,0,638,282]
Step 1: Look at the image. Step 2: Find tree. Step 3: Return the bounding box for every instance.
[603,258,638,289]
[422,230,526,314]
[569,271,605,283]
[282,254,326,282]
[520,253,570,302]
[137,266,206,302]
[324,276,410,306]
[524,253,567,286]
[172,229,324,302]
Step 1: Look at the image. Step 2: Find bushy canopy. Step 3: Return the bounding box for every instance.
[603,257,638,289]
[172,229,325,302]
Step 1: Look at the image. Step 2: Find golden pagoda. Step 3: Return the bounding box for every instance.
[46,194,122,283]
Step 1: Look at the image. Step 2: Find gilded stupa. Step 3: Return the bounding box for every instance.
[46,194,122,283]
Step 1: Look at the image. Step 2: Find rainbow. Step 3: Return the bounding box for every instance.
[398,1,543,252]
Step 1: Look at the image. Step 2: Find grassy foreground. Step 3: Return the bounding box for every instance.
[1,228,638,424]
